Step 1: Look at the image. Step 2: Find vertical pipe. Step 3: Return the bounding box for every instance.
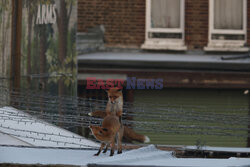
[10,0,22,107]
[247,91,250,147]
[10,0,22,91]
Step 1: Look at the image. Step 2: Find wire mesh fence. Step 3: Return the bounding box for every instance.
[0,85,249,147]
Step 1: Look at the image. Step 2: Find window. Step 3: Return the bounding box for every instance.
[142,0,186,50]
[205,0,248,52]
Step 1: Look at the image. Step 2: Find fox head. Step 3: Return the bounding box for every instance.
[89,125,109,141]
[106,87,122,104]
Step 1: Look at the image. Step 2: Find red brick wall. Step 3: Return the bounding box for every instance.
[78,0,145,48]
[247,0,250,46]
[78,0,250,50]
[185,0,208,50]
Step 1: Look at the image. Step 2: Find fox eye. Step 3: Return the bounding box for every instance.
[99,130,102,134]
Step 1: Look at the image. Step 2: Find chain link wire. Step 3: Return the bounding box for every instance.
[0,85,249,147]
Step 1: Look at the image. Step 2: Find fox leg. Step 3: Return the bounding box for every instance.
[116,110,123,124]
[119,116,122,125]
[94,142,106,156]
[110,138,115,156]
[117,126,124,154]
[88,110,106,118]
[103,143,109,153]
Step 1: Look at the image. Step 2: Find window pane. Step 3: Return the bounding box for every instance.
[149,32,182,39]
[151,0,180,28]
[212,34,245,40]
[214,0,243,30]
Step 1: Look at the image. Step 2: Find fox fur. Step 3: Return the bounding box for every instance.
[89,114,124,156]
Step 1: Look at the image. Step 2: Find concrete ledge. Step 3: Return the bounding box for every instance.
[204,46,249,52]
[141,40,187,51]
[141,44,187,51]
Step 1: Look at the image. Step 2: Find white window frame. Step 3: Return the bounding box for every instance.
[142,0,186,50]
[205,0,248,52]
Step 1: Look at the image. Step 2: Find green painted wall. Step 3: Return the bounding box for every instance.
[133,89,249,147]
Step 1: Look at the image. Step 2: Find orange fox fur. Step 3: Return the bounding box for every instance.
[89,110,150,143]
[106,88,123,118]
[89,114,124,156]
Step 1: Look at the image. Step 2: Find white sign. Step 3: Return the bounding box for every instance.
[36,4,57,25]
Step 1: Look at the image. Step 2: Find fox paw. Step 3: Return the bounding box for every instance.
[94,150,101,156]
[117,150,122,154]
[110,151,114,156]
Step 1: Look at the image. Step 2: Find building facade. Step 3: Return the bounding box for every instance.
[77,0,250,146]
[78,0,250,51]
[77,0,250,97]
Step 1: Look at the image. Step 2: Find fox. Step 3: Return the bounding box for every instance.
[89,114,124,156]
[105,88,123,121]
[88,87,150,143]
[89,110,150,143]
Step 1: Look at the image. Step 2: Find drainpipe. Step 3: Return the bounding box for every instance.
[10,0,22,91]
[244,89,250,147]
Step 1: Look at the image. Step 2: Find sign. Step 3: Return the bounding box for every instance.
[36,4,57,25]
[21,0,77,96]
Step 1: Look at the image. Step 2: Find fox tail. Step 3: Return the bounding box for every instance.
[124,126,150,143]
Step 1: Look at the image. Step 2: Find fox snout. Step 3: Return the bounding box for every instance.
[109,97,116,104]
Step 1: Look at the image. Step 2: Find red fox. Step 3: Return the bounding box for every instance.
[89,114,124,156]
[89,110,150,143]
[88,87,150,143]
[105,88,123,119]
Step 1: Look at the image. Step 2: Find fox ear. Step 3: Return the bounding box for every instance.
[102,128,108,132]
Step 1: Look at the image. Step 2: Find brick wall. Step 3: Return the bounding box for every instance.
[78,0,145,48]
[185,0,208,50]
[78,0,249,50]
[247,0,250,46]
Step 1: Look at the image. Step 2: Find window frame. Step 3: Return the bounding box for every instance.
[208,0,247,44]
[144,0,185,44]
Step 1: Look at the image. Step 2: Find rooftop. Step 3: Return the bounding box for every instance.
[0,106,98,148]
[78,51,250,71]
[1,145,250,167]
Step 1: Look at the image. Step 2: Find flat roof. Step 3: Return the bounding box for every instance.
[78,51,250,71]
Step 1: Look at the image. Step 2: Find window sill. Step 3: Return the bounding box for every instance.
[204,41,249,52]
[141,40,187,51]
